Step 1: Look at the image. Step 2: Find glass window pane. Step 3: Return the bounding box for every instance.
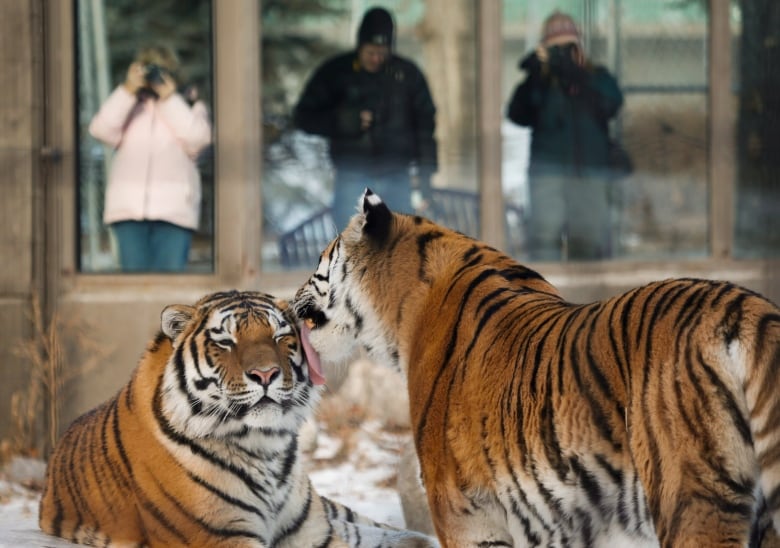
[502,0,709,261]
[733,1,780,259]
[261,1,478,271]
[77,0,214,273]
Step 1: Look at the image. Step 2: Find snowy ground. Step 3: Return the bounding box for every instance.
[0,411,412,547]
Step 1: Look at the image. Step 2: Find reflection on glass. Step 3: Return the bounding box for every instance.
[293,7,437,232]
[77,0,214,273]
[734,2,780,259]
[502,0,708,262]
[261,1,477,271]
[506,10,625,261]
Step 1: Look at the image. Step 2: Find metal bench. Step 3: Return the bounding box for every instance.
[278,188,525,268]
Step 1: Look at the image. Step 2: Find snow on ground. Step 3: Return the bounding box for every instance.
[307,420,410,528]
[0,414,412,547]
[0,485,57,548]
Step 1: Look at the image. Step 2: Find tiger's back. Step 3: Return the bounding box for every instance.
[416,274,779,546]
[293,189,780,547]
[40,333,172,545]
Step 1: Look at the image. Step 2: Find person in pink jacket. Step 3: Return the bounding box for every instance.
[89,45,212,272]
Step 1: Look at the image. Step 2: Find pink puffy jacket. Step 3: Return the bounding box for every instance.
[89,86,212,230]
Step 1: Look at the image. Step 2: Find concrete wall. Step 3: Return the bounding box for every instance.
[0,1,42,449]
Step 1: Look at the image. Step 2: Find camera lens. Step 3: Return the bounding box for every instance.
[548,46,565,68]
[144,64,165,85]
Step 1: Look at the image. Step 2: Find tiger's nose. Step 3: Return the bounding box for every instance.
[247,367,280,387]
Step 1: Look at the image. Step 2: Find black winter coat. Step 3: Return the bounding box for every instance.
[507,51,624,178]
[293,52,437,192]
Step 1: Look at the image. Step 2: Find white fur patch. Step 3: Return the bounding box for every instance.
[364,190,383,206]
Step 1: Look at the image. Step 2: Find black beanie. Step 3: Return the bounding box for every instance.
[357,7,394,48]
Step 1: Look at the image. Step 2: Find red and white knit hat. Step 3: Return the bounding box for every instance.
[541,11,581,46]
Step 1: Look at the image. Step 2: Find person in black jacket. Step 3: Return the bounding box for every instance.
[507,11,625,261]
[294,6,438,230]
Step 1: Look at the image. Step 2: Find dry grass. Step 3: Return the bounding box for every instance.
[312,390,412,472]
[312,394,369,465]
[1,293,109,464]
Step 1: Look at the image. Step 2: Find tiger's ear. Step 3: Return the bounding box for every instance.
[275,298,294,321]
[276,299,301,327]
[361,187,392,242]
[161,304,195,340]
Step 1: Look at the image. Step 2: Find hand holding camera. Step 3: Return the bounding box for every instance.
[539,42,585,87]
[124,61,176,100]
[123,62,146,95]
[359,110,373,131]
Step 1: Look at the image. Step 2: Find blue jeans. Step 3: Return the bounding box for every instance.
[332,169,412,231]
[111,220,193,272]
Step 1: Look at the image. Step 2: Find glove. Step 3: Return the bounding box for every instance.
[519,51,543,78]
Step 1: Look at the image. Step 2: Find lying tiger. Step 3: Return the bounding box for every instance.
[39,289,437,548]
[294,189,780,548]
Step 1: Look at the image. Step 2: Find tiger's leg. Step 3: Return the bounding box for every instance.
[629,400,758,547]
[318,494,438,547]
[185,541,267,548]
[426,486,512,548]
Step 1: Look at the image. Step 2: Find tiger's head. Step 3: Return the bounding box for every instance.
[158,290,325,439]
[293,189,456,377]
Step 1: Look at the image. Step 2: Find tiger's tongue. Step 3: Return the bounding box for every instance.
[300,323,326,386]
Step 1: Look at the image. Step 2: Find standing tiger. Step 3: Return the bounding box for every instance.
[39,290,437,548]
[293,189,780,547]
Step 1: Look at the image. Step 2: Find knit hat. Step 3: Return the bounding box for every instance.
[357,7,395,48]
[541,11,581,46]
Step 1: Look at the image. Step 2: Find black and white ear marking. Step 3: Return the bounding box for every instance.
[361,187,392,242]
[161,304,195,340]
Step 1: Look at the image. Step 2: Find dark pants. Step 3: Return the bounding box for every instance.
[111,220,193,272]
[527,172,612,261]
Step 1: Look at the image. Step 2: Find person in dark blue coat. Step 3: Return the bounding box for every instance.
[294,6,438,230]
[507,11,625,261]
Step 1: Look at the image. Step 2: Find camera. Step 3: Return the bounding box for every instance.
[143,64,167,86]
[546,43,583,87]
[547,44,577,72]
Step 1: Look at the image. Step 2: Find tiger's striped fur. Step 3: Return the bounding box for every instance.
[293,189,780,547]
[39,290,437,548]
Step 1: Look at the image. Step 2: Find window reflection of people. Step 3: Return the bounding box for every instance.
[507,11,624,261]
[293,6,437,230]
[89,45,212,272]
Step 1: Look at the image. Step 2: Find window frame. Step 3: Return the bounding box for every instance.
[44,0,772,303]
[47,0,283,295]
